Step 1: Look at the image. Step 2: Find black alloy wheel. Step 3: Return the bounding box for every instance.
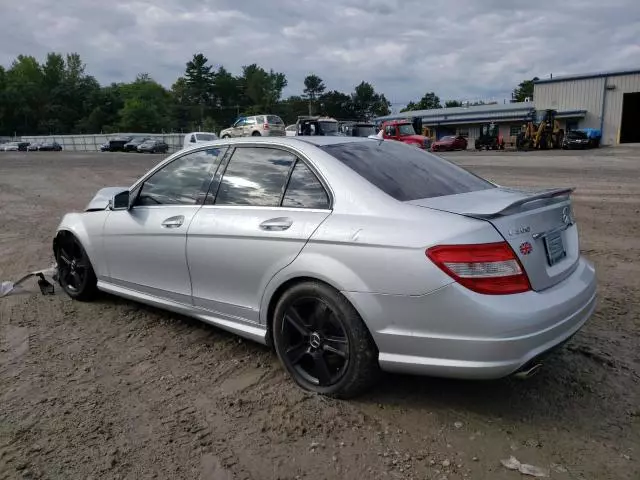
[281,297,350,387]
[56,233,97,300]
[273,281,379,398]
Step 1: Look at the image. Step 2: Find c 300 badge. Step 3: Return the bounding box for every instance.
[519,242,533,255]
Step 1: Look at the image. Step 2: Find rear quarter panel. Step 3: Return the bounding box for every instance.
[258,207,504,324]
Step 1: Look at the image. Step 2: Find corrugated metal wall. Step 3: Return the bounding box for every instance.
[535,74,640,145]
[602,73,640,145]
[534,77,605,131]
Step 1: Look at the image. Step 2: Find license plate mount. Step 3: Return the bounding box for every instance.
[544,232,566,266]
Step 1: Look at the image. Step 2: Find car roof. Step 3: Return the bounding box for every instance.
[178,135,373,153]
[383,120,412,125]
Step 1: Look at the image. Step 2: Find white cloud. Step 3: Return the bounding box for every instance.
[0,0,638,106]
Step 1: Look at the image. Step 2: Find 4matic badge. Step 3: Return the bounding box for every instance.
[519,242,533,255]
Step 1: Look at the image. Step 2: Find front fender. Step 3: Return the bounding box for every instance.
[54,212,109,278]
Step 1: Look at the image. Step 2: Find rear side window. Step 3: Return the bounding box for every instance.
[267,115,284,125]
[282,161,330,209]
[321,141,494,201]
[215,147,295,206]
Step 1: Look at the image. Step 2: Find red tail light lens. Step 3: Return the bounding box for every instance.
[426,242,531,295]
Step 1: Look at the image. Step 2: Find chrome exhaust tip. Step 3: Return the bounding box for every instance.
[513,363,543,380]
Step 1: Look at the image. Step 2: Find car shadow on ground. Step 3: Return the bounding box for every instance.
[91,293,621,431]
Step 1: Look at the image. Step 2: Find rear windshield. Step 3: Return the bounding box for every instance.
[196,133,216,141]
[267,115,283,124]
[321,141,494,201]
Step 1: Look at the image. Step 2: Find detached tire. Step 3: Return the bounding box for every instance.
[56,232,98,301]
[273,281,379,398]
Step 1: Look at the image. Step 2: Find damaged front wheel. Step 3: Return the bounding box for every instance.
[56,232,97,301]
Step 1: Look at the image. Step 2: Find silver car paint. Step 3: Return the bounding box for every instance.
[56,136,597,378]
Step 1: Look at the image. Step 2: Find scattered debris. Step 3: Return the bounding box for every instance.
[501,456,549,477]
[1,264,57,298]
[441,459,451,467]
[551,463,568,473]
[454,422,464,429]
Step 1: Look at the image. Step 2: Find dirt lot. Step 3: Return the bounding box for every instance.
[1,148,639,480]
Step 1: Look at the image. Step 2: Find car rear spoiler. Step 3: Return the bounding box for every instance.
[464,187,575,218]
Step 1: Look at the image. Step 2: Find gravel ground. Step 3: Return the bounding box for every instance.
[1,148,639,480]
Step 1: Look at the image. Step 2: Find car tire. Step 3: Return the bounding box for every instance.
[252,131,261,136]
[55,232,98,301]
[273,281,380,398]
[222,134,231,139]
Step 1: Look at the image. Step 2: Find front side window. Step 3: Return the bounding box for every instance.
[215,147,295,206]
[282,162,330,209]
[136,148,224,206]
[384,125,395,136]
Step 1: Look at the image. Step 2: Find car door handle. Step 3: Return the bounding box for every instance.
[259,217,293,231]
[161,215,185,228]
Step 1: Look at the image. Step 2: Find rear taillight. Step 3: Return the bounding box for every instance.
[426,242,531,295]
[263,123,270,130]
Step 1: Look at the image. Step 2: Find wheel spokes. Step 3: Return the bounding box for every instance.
[286,343,309,365]
[323,336,349,358]
[284,307,311,337]
[312,302,330,330]
[59,248,72,265]
[312,351,332,386]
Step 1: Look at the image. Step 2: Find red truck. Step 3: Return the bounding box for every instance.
[380,120,430,149]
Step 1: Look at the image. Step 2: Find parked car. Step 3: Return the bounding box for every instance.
[220,115,285,138]
[124,137,151,152]
[100,137,132,152]
[183,132,218,149]
[53,136,596,398]
[340,122,377,137]
[295,116,342,136]
[285,124,297,137]
[27,142,42,151]
[431,135,468,152]
[562,130,591,149]
[137,139,169,153]
[2,142,20,151]
[380,120,430,149]
[38,141,63,152]
[578,128,602,148]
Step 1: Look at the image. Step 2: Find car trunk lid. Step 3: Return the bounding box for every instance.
[408,187,579,291]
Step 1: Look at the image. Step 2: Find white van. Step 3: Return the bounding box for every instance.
[183,132,218,149]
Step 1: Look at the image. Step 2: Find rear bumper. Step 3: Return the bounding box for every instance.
[344,257,597,379]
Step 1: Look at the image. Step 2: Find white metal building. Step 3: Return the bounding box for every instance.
[534,69,640,145]
[376,67,640,147]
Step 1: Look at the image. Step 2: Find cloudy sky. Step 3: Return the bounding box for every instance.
[1,0,639,108]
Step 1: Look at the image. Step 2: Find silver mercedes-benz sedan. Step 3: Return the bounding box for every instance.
[53,136,597,397]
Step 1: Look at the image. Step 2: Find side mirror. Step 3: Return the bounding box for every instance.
[111,190,130,210]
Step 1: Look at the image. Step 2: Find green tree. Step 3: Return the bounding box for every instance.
[445,99,463,108]
[184,53,215,124]
[4,55,45,135]
[319,90,353,119]
[401,92,441,112]
[350,81,390,119]
[240,64,287,112]
[303,74,326,115]
[118,74,171,132]
[512,77,539,102]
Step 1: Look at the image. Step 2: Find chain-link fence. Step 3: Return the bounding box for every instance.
[19,133,186,153]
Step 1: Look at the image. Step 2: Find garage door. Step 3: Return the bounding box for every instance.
[620,92,640,144]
